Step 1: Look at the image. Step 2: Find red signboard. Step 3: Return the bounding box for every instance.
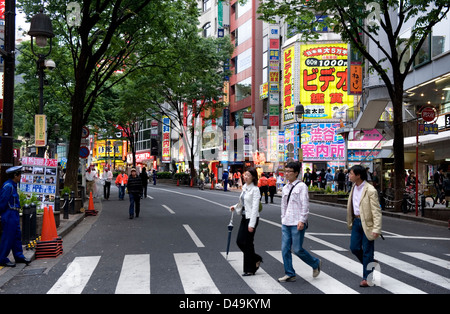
[421,107,437,122]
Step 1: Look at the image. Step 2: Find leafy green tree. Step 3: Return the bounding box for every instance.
[258,0,449,211]
[18,0,198,191]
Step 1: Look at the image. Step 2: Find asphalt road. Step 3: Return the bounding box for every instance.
[0,183,449,299]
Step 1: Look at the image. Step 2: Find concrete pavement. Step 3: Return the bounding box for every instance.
[0,182,447,287]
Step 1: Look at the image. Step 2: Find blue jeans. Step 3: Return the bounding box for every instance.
[118,185,126,200]
[129,193,141,217]
[350,218,375,280]
[281,224,320,277]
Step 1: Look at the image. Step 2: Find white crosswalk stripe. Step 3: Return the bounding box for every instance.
[174,252,220,294]
[47,256,101,294]
[266,251,359,294]
[312,250,426,294]
[375,252,450,290]
[45,250,449,294]
[401,252,450,269]
[115,254,151,294]
[221,251,290,294]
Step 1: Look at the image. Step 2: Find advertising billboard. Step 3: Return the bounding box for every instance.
[299,44,354,120]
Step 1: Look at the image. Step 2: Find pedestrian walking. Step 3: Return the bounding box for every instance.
[127,168,142,219]
[199,171,205,190]
[101,167,113,200]
[115,170,128,200]
[337,168,346,191]
[152,169,157,185]
[230,167,262,276]
[268,174,277,203]
[0,166,31,267]
[85,165,96,197]
[140,167,149,198]
[278,162,321,282]
[258,174,269,204]
[443,172,450,207]
[222,170,229,192]
[346,164,382,287]
[325,168,333,190]
[303,168,312,187]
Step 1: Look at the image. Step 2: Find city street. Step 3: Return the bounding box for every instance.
[0,184,449,297]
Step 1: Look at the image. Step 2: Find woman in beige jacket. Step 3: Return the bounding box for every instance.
[347,165,382,287]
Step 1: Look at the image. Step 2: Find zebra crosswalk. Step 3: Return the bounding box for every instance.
[46,250,449,294]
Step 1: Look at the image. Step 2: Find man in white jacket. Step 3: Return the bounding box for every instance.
[278,162,321,282]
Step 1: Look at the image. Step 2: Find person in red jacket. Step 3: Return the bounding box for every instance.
[115,170,128,200]
[268,174,277,203]
[258,174,269,204]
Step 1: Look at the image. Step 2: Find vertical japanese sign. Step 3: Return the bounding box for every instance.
[283,45,295,122]
[35,115,47,147]
[162,116,171,163]
[300,44,354,119]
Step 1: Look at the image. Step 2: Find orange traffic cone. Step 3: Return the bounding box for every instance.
[36,206,63,259]
[85,191,98,216]
[40,207,53,242]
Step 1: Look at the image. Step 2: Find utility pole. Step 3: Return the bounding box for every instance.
[0,0,16,184]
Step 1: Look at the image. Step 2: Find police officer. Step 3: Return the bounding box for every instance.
[0,166,31,267]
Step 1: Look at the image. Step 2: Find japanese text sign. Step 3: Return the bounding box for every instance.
[300,44,354,119]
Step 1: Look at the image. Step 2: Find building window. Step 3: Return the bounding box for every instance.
[203,22,211,38]
[236,48,252,73]
[202,0,211,12]
[236,0,251,19]
[235,77,252,102]
[432,15,450,58]
[236,19,252,46]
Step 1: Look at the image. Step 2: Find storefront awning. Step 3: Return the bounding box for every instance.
[382,130,450,149]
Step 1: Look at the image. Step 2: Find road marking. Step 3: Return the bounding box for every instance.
[115,254,151,294]
[183,224,205,248]
[401,252,450,269]
[47,256,101,294]
[312,250,426,294]
[162,204,175,214]
[375,252,450,290]
[174,253,220,294]
[151,186,450,241]
[222,251,290,294]
[266,251,358,294]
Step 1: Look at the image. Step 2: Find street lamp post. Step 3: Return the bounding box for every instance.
[28,9,55,157]
[295,104,305,164]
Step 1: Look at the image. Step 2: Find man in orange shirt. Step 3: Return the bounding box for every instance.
[258,174,269,204]
[268,174,277,203]
[115,169,128,200]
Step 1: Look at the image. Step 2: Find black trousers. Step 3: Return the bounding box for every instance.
[236,216,261,273]
[103,181,111,199]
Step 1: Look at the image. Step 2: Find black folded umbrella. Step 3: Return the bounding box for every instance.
[225,211,234,260]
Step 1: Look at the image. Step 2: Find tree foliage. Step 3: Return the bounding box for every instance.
[258,0,449,211]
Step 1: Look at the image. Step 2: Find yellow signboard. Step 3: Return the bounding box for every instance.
[283,45,295,122]
[35,115,47,147]
[300,44,354,119]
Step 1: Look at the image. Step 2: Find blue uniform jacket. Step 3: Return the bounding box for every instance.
[0,179,20,215]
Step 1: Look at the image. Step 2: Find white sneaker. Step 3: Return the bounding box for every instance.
[313,259,322,278]
[278,275,296,282]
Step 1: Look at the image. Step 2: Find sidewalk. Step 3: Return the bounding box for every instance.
[0,197,99,287]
